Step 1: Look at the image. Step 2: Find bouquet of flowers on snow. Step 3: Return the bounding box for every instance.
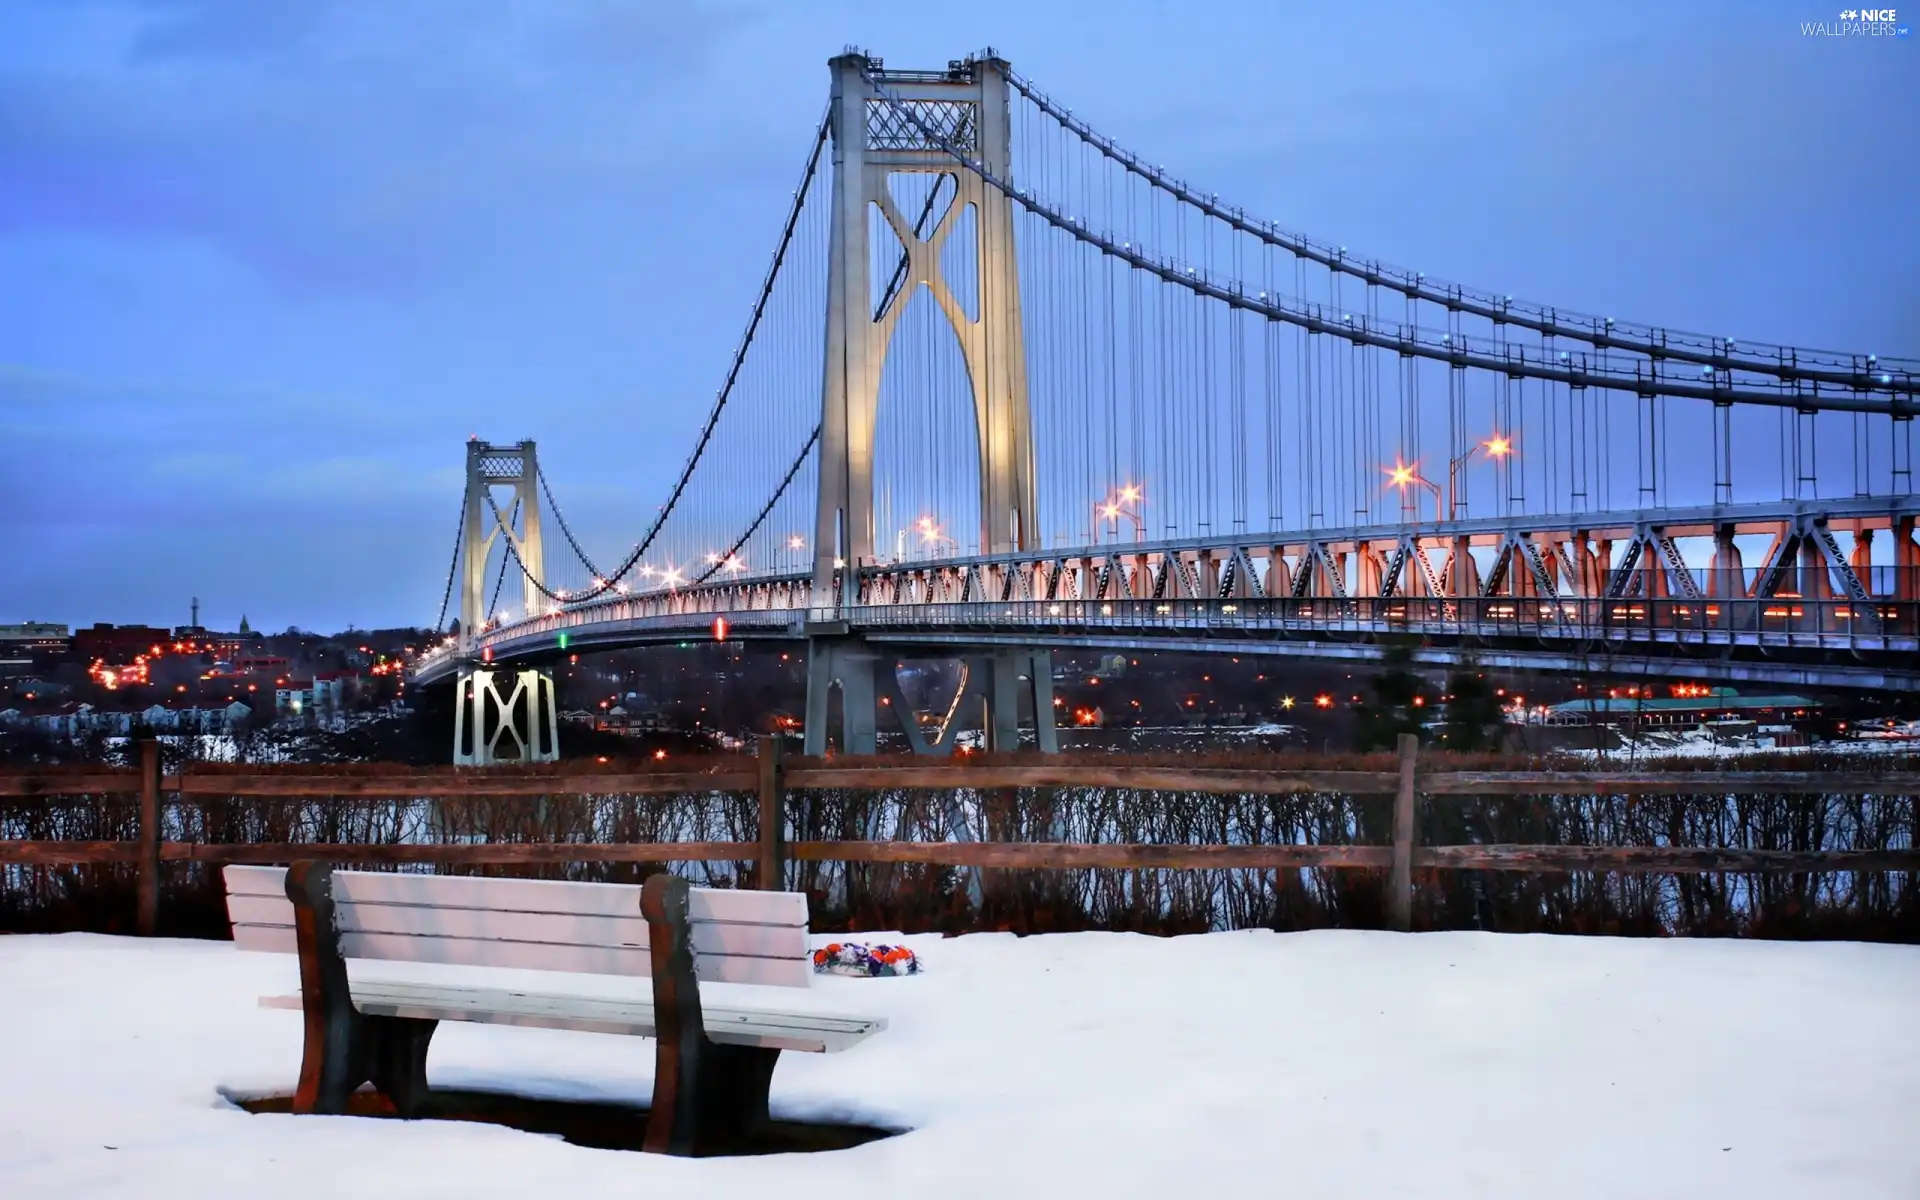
[812,941,922,978]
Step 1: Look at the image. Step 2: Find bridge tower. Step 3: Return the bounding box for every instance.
[454,439,560,765]
[805,50,1055,755]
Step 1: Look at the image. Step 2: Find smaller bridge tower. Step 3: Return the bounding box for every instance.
[455,439,559,765]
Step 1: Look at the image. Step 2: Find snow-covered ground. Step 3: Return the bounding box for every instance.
[1,930,1915,1198]
[1557,727,1920,761]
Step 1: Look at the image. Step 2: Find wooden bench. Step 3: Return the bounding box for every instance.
[224,862,887,1155]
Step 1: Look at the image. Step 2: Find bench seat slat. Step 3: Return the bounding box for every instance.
[255,983,883,1053]
[224,865,807,926]
[342,980,885,1034]
[226,895,801,958]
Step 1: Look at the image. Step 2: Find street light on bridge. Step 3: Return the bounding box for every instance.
[902,517,957,558]
[1094,485,1146,543]
[1384,436,1514,523]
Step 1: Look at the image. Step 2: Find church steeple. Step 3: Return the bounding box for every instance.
[239,614,252,635]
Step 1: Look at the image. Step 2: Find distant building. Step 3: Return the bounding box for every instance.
[275,674,349,716]
[0,622,70,673]
[0,621,69,645]
[276,679,313,715]
[1541,691,1821,728]
[72,623,172,665]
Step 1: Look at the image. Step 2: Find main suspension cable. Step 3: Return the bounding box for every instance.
[491,106,833,605]
[1003,66,1916,389]
[863,67,1910,418]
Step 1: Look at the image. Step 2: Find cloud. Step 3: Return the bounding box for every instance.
[0,2,771,294]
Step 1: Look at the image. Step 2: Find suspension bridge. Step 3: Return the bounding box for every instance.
[410,49,1920,764]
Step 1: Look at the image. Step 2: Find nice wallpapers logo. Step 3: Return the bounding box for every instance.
[1802,7,1912,35]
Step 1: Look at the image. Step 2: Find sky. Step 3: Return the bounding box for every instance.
[2,0,1915,634]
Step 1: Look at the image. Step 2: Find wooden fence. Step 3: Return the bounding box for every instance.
[3,737,1917,935]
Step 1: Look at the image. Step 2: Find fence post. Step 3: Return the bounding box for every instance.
[136,737,161,936]
[1387,732,1419,932]
[757,735,785,890]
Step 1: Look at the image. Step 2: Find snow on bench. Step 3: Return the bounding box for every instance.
[223,863,887,1155]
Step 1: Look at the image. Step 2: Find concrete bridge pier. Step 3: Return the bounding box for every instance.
[453,665,560,766]
[803,632,1057,756]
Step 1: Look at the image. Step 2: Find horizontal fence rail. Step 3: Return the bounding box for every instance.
[4,739,1917,935]
[8,766,1920,798]
[8,841,1911,874]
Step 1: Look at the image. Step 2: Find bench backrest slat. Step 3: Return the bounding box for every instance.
[223,865,811,989]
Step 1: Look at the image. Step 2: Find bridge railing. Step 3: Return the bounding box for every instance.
[4,740,1915,936]
[423,593,1919,670]
[834,595,1918,646]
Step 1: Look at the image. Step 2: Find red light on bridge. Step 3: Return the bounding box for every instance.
[713,617,729,642]
[481,647,493,663]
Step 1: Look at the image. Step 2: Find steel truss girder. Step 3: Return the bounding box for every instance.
[416,498,1920,691]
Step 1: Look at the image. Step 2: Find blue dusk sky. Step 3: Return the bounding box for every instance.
[2,1,1914,633]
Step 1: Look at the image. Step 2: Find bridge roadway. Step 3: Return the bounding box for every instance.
[413,498,1920,693]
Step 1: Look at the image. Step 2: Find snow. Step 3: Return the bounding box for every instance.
[1557,728,1920,761]
[1,930,1916,1197]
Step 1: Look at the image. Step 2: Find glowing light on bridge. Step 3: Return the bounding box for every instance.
[1484,436,1512,458]
[788,535,805,549]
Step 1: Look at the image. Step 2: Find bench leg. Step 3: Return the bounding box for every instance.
[640,874,783,1156]
[292,982,364,1115]
[644,1038,781,1156]
[293,1007,439,1117]
[286,861,438,1117]
[366,1016,438,1118]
